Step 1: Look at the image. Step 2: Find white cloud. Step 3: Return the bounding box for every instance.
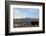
[13,9,23,18]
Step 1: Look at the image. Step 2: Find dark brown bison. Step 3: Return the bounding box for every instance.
[31,21,39,27]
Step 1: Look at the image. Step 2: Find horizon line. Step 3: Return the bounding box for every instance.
[13,17,39,19]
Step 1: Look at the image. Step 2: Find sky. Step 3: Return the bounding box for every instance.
[13,8,39,18]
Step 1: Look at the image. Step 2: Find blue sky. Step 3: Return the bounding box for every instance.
[13,8,39,18]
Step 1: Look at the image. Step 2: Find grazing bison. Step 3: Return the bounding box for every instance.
[31,21,39,27]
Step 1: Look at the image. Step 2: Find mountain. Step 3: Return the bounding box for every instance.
[14,18,39,24]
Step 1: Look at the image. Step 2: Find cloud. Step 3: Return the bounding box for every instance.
[13,9,23,18]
